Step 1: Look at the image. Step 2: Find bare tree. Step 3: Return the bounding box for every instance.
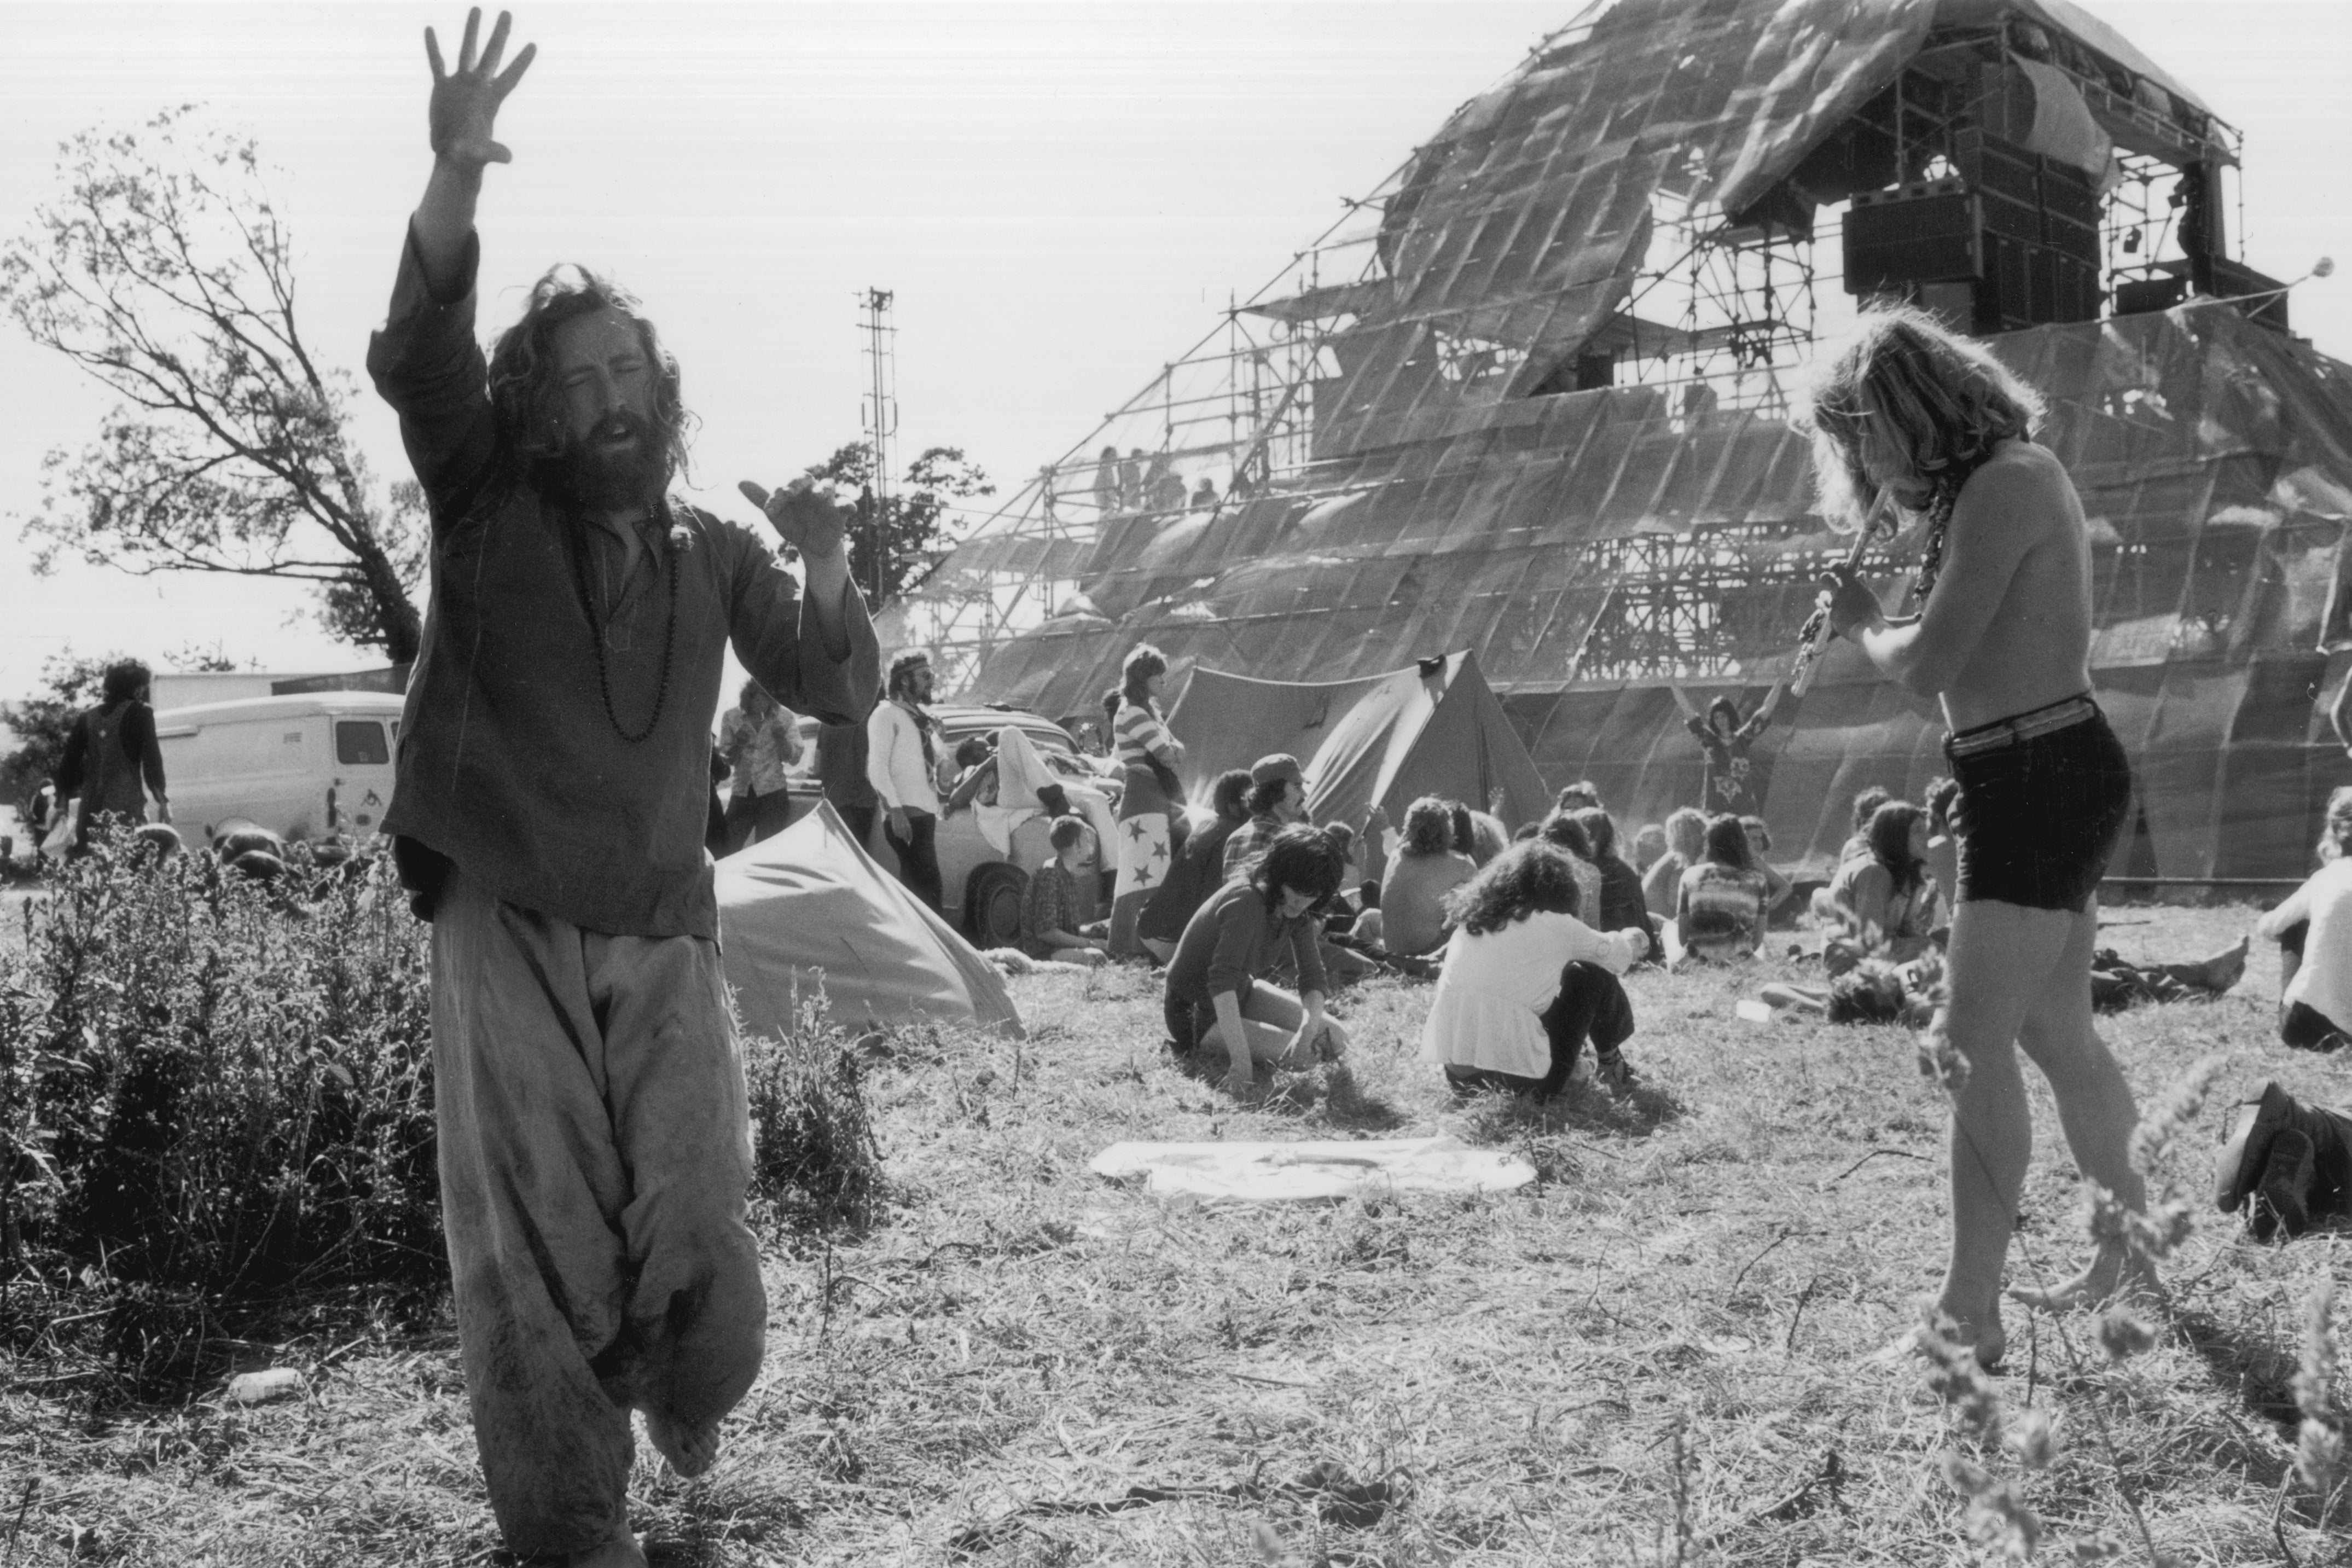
[1,107,425,664]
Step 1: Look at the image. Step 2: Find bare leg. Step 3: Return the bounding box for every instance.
[2007,895,2153,1310]
[2154,933,2248,994]
[1758,981,1829,1014]
[1933,897,2074,1367]
[1198,983,1352,1074]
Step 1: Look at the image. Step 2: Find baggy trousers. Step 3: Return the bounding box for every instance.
[432,868,766,1557]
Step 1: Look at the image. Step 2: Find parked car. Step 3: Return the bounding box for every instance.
[153,693,406,846]
[751,704,1121,945]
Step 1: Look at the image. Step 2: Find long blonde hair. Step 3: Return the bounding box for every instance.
[2319,786,2352,863]
[1799,303,2046,532]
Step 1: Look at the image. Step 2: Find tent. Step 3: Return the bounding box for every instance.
[1166,665,1393,805]
[715,802,1024,1038]
[1168,651,1552,829]
[940,0,2352,878]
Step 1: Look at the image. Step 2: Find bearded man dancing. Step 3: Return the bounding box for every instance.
[367,13,879,1565]
[1813,306,2147,1371]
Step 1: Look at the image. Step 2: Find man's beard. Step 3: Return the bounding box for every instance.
[546,411,671,514]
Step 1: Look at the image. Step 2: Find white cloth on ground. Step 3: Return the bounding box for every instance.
[1090,1135,1535,1202]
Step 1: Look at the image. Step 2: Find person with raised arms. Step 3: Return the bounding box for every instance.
[367,13,880,1565]
[1814,305,2145,1370]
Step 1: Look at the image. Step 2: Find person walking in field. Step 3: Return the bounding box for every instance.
[1815,304,2147,1369]
[366,13,880,1564]
[50,658,170,851]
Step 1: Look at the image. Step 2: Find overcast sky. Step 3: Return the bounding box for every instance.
[2,1,2348,717]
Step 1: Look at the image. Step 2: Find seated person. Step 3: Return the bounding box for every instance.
[1420,840,1649,1096]
[1019,816,1108,966]
[1136,768,1254,964]
[2256,786,2352,1051]
[944,738,1000,813]
[1537,812,1606,926]
[2214,1081,2352,1240]
[1163,826,1353,1095]
[1809,786,1892,927]
[1362,795,1477,957]
[1823,801,1943,972]
[1555,780,1603,814]
[1643,808,1706,919]
[1738,815,1793,919]
[1676,814,1769,963]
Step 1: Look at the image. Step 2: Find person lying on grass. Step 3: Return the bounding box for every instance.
[1162,825,1352,1095]
[1421,840,1650,1097]
[2256,784,2352,1053]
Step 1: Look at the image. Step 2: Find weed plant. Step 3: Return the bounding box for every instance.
[0,830,439,1386]
[741,984,886,1235]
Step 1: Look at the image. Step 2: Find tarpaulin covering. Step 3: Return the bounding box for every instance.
[956,0,2352,878]
[716,802,1024,1038]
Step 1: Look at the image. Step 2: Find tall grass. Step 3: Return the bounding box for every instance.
[1,831,440,1384]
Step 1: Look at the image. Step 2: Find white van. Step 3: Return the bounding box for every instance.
[154,693,405,846]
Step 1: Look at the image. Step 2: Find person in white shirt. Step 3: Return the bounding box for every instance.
[2256,786,2352,1051]
[866,650,945,913]
[1421,840,1650,1097]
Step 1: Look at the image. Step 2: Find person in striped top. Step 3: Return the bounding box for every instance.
[1107,643,1186,957]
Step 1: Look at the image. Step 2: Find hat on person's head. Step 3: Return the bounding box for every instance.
[1250,753,1304,788]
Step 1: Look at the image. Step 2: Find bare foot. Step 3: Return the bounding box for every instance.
[2006,1246,2159,1315]
[1932,1298,2005,1372]
[567,1525,648,1568]
[642,1406,721,1478]
[2163,934,2248,994]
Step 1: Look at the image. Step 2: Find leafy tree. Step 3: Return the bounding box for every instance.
[800,444,994,606]
[0,107,426,664]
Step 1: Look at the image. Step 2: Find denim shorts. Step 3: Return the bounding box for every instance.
[1944,696,2132,913]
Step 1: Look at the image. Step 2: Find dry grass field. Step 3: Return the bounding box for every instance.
[2,900,2347,1566]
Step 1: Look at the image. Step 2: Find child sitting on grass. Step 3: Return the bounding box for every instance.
[1421,840,1649,1097]
[1163,826,1353,1096]
[1018,815,1109,966]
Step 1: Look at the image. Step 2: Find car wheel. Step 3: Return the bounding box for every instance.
[965,862,1028,949]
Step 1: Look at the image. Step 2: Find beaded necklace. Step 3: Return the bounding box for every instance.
[569,506,679,744]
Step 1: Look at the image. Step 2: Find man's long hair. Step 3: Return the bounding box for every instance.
[486,264,695,479]
[1800,303,2045,531]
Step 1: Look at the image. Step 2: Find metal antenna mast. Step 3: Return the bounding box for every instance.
[858,288,898,604]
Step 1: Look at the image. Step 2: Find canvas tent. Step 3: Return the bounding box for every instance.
[1169,651,1549,829]
[716,802,1023,1038]
[931,0,2352,879]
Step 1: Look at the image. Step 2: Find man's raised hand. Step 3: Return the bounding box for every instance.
[426,8,536,170]
[739,479,850,563]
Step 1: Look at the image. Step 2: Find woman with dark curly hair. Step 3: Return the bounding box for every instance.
[1163,825,1352,1095]
[1420,841,1648,1096]
[1108,643,1186,957]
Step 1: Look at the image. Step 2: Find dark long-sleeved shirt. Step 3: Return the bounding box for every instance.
[55,700,166,817]
[1164,876,1329,1007]
[367,227,879,938]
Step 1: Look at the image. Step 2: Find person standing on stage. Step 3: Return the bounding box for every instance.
[367,13,879,1564]
[1814,305,2145,1369]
